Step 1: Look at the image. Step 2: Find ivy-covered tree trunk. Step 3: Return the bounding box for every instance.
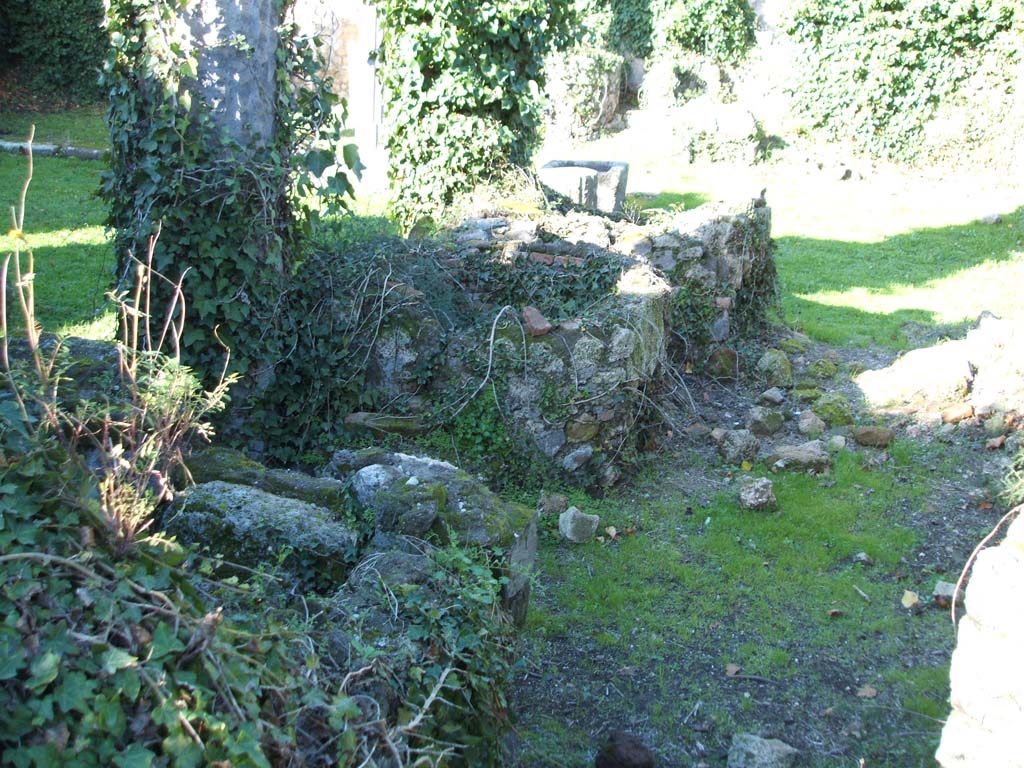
[102,0,354,387]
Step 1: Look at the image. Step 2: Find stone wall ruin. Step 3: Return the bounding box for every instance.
[353,194,775,484]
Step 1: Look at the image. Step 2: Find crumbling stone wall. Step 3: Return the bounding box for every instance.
[936,508,1024,768]
[359,197,774,483]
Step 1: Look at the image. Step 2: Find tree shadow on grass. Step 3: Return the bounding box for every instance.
[782,295,975,349]
[777,206,1024,348]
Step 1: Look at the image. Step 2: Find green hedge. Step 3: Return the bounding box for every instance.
[788,0,1023,161]
[5,0,107,101]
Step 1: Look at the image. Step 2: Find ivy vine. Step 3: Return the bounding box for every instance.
[371,0,575,228]
[788,0,1022,160]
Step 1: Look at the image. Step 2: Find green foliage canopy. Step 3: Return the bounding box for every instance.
[372,0,575,227]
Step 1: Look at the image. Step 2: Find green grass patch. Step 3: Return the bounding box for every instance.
[0,105,109,149]
[570,123,1024,350]
[778,210,1024,347]
[517,446,956,766]
[626,190,711,213]
[0,154,115,337]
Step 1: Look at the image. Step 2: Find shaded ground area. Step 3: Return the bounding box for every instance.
[505,329,1012,767]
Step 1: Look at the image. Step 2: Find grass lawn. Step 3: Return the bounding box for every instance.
[0,105,109,149]
[512,438,978,766]
[0,153,115,337]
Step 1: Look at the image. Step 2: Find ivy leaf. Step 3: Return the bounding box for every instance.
[27,650,61,690]
[149,622,185,661]
[113,743,156,768]
[342,143,363,177]
[0,634,26,680]
[305,148,334,177]
[101,648,138,675]
[56,670,95,714]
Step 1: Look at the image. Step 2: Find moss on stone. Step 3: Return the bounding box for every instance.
[185,447,354,522]
[778,337,809,355]
[433,474,534,548]
[756,349,793,388]
[167,481,359,588]
[810,359,839,379]
[815,392,855,426]
[793,387,823,403]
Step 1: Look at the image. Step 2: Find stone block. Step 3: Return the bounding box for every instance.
[539,160,629,214]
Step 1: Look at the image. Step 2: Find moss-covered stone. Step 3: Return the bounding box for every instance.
[809,359,838,380]
[344,411,428,436]
[373,481,447,536]
[793,387,823,403]
[167,481,359,588]
[778,337,809,355]
[746,406,784,437]
[433,472,535,548]
[185,447,353,520]
[815,392,855,426]
[566,418,600,442]
[756,349,793,388]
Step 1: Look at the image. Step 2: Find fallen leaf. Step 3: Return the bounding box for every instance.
[980,501,995,510]
[986,435,1006,450]
[828,609,844,618]
[856,684,877,699]
[740,460,753,472]
[595,536,606,544]
[901,590,920,609]
[604,526,618,539]
[623,526,637,536]
[725,663,741,677]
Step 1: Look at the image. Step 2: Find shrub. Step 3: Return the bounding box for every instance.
[788,0,1023,161]
[371,0,575,227]
[659,0,757,64]
[4,0,106,101]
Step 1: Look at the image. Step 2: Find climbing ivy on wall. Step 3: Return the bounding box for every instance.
[371,0,575,227]
[788,0,1023,160]
[577,0,756,63]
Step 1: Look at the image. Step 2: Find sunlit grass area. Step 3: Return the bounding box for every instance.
[516,443,970,766]
[0,154,114,337]
[0,105,109,149]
